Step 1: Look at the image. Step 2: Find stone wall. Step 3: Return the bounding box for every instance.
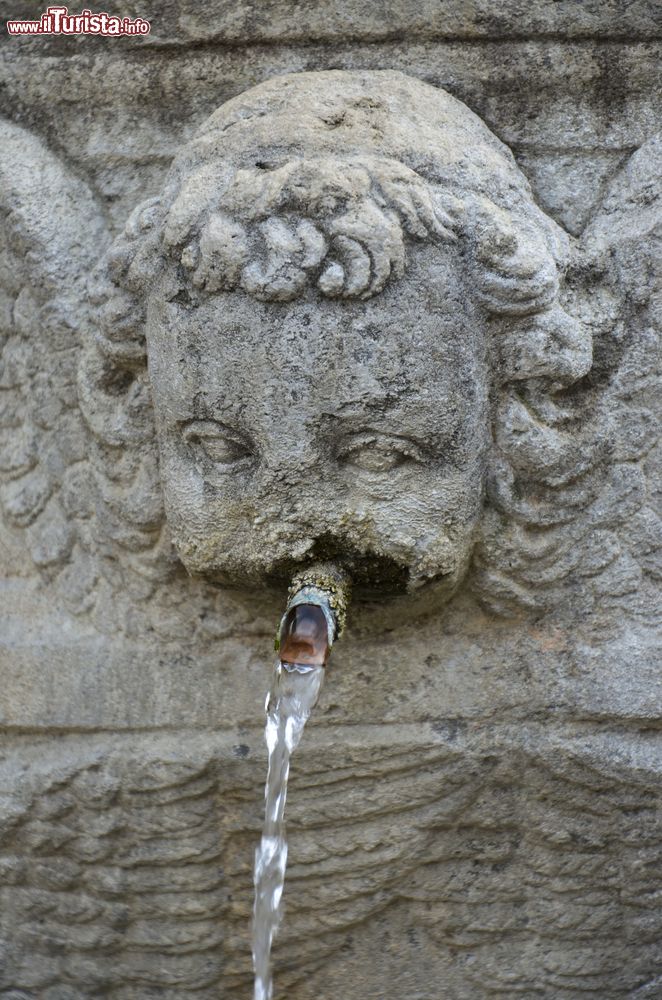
[0,5,660,998]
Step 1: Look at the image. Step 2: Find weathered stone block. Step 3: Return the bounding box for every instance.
[0,8,660,997]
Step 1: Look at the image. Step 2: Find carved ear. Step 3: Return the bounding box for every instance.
[77,345,154,447]
[0,121,107,610]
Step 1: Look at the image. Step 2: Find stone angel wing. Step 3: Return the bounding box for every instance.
[0,123,185,639]
[473,132,661,628]
[579,131,661,620]
[0,121,108,612]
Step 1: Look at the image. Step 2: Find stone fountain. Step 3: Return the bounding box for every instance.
[0,17,660,1000]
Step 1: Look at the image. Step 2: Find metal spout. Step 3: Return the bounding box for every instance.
[276,563,351,669]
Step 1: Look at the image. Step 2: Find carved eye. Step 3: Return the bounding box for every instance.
[182,421,254,469]
[337,433,425,473]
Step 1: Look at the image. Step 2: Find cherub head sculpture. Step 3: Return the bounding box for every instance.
[79,71,592,608]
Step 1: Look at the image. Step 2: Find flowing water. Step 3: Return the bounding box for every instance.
[252,659,325,1000]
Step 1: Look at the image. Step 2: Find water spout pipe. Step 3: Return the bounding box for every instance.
[276,563,351,669]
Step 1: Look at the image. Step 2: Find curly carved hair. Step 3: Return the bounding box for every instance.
[79,75,597,614]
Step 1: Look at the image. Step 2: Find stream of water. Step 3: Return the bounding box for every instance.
[252,659,325,1000]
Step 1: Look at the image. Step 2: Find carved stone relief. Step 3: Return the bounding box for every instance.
[0,37,660,1000]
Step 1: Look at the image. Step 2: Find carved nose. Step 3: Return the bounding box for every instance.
[263,441,321,486]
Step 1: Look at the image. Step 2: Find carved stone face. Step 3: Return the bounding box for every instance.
[147,247,490,599]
